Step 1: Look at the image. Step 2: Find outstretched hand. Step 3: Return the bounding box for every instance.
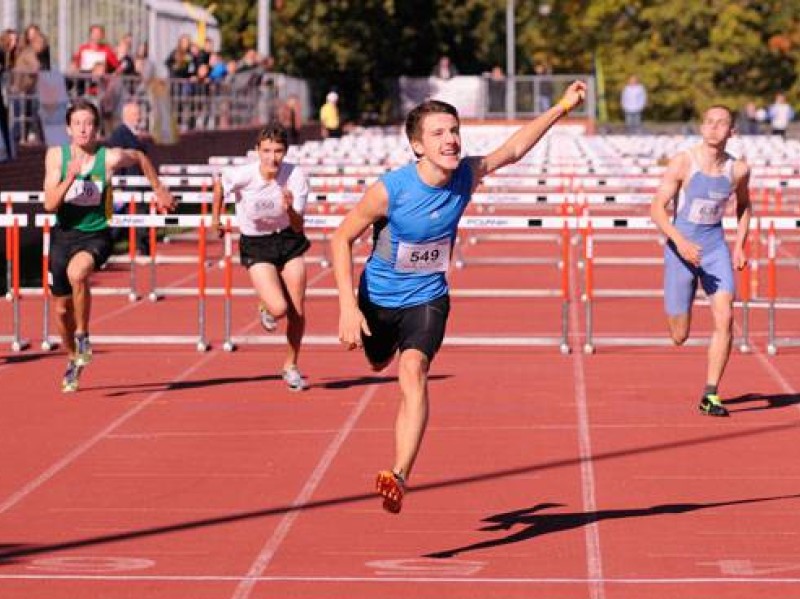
[558,80,588,113]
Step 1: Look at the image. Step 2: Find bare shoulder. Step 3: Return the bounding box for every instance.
[44,146,62,171]
[732,156,750,181]
[663,150,690,181]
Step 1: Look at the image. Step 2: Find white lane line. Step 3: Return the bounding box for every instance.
[569,257,605,599]
[0,261,334,514]
[231,383,379,599]
[2,574,800,584]
[0,355,215,515]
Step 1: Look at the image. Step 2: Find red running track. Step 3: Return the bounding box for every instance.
[0,226,799,599]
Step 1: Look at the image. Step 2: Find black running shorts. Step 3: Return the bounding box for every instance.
[49,226,113,297]
[357,293,451,366]
[239,228,310,269]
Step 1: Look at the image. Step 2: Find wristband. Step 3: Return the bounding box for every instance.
[557,98,573,115]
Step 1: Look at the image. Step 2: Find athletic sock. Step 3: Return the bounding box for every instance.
[703,384,718,397]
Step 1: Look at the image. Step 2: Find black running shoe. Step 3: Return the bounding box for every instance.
[699,394,729,417]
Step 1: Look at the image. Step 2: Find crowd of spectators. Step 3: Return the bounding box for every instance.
[0,22,292,154]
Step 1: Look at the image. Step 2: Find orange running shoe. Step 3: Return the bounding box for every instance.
[376,470,406,514]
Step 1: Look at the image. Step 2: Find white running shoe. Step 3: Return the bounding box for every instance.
[282,366,307,392]
[258,304,277,332]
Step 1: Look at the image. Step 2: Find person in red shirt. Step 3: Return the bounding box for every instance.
[72,24,119,74]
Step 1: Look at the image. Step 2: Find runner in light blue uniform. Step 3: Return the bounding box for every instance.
[651,105,752,417]
[663,148,736,315]
[332,82,588,513]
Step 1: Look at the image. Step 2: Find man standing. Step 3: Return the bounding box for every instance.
[620,75,647,134]
[332,82,586,513]
[106,101,150,254]
[650,105,752,417]
[44,99,174,392]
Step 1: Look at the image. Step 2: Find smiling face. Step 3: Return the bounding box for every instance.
[411,112,462,171]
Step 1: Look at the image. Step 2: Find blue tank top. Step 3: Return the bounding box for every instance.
[360,161,473,308]
[674,149,735,250]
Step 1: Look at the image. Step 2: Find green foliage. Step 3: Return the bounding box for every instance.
[195,0,800,123]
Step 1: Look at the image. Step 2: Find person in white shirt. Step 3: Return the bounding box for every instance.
[212,124,311,391]
[768,92,795,138]
[620,75,647,134]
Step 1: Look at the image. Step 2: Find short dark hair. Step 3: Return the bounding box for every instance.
[66,98,100,126]
[255,122,289,149]
[704,104,735,122]
[405,100,460,156]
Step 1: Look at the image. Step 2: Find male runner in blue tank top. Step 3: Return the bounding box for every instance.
[332,81,587,513]
[651,105,752,417]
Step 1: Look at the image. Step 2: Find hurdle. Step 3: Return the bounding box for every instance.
[0,213,29,351]
[219,214,573,354]
[765,217,800,355]
[36,213,212,352]
[581,216,753,354]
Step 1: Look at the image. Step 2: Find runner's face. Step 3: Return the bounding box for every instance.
[701,108,733,147]
[413,113,461,170]
[256,138,287,175]
[67,109,98,146]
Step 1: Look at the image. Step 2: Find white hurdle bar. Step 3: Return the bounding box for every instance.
[578,216,768,354]
[217,214,574,353]
[0,214,29,350]
[762,217,800,354]
[35,213,211,352]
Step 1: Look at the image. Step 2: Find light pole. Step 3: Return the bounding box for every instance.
[258,0,271,57]
[505,0,516,119]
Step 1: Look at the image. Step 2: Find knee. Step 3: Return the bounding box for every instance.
[399,351,429,378]
[670,331,689,346]
[265,299,288,320]
[53,298,72,319]
[66,266,90,289]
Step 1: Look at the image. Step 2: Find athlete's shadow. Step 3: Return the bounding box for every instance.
[0,353,51,366]
[314,374,451,390]
[85,374,284,397]
[424,493,800,559]
[723,392,800,413]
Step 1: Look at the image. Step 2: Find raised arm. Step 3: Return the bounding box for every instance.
[731,161,752,270]
[469,80,587,188]
[107,148,176,212]
[43,146,78,213]
[330,181,389,348]
[650,152,700,266]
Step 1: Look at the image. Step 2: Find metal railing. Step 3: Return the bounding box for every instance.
[1,69,303,147]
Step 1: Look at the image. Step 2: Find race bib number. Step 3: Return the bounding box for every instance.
[65,179,104,207]
[395,239,450,273]
[687,198,723,225]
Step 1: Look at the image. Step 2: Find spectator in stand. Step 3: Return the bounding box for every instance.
[620,75,647,134]
[0,29,19,73]
[431,55,458,80]
[0,29,18,159]
[11,30,47,144]
[320,91,341,139]
[134,41,156,85]
[767,92,795,138]
[106,101,151,255]
[72,24,119,74]
[23,25,50,71]
[738,101,760,136]
[277,94,302,145]
[165,35,196,80]
[208,52,227,83]
[197,38,214,66]
[115,33,136,76]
